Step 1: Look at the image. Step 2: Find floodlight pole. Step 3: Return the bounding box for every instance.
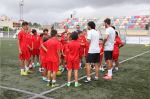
[19,0,24,21]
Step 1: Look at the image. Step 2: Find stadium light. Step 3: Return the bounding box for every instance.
[19,0,24,21]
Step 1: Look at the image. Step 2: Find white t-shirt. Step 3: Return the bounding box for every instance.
[87,29,100,53]
[104,27,116,51]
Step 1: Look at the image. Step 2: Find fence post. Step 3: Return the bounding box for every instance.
[8,27,10,38]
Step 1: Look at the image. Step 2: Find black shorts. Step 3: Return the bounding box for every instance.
[86,53,100,63]
[104,51,113,60]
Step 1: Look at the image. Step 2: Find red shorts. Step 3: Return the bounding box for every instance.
[32,49,40,56]
[19,50,30,61]
[113,54,119,61]
[67,60,80,70]
[47,62,59,72]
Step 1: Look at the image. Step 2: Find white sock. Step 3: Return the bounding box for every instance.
[21,69,24,72]
[87,77,91,81]
[75,82,78,84]
[68,82,71,84]
[52,80,56,83]
[47,80,51,82]
[95,76,99,79]
[115,67,119,70]
[42,76,47,80]
[108,68,112,77]
[25,66,29,71]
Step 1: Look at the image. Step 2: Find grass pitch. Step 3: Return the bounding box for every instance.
[0,38,150,99]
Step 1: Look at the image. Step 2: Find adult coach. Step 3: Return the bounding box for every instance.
[103,18,116,80]
[84,21,101,82]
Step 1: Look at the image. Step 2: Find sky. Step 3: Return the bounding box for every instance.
[0,0,150,24]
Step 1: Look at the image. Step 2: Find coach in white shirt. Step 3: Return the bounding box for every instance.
[103,18,116,80]
[84,21,101,83]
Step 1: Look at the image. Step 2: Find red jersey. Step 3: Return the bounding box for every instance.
[78,35,87,47]
[40,42,47,63]
[78,35,87,56]
[62,42,69,56]
[44,37,60,62]
[32,34,41,49]
[18,30,28,51]
[113,36,123,55]
[26,33,33,49]
[67,40,81,61]
[60,31,70,45]
[99,44,104,55]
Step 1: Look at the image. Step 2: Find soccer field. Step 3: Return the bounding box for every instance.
[0,38,150,99]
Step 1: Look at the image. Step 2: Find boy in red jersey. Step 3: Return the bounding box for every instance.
[25,28,34,72]
[38,30,50,73]
[43,28,49,37]
[61,25,70,45]
[41,30,61,87]
[99,39,104,72]
[77,31,87,69]
[61,33,70,71]
[112,27,124,71]
[66,32,81,87]
[39,35,49,81]
[18,22,31,76]
[31,29,41,67]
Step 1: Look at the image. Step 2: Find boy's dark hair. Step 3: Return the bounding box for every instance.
[104,18,111,25]
[22,21,28,26]
[111,26,116,30]
[99,38,103,41]
[88,21,96,29]
[32,29,37,34]
[43,28,48,32]
[77,30,82,34]
[71,31,78,40]
[43,36,49,42]
[115,31,119,36]
[40,33,44,37]
[51,29,57,37]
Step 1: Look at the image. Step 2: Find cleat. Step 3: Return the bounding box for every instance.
[84,79,91,83]
[27,70,34,74]
[36,62,40,67]
[93,77,99,81]
[66,83,71,87]
[51,83,59,87]
[20,71,28,76]
[75,83,81,87]
[42,77,48,82]
[47,82,52,86]
[103,75,112,80]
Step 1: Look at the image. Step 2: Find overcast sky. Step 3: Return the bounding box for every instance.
[0,0,150,24]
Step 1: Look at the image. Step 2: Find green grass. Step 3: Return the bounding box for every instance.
[0,89,32,99]
[0,38,150,99]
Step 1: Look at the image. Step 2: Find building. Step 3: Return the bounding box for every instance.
[0,15,21,29]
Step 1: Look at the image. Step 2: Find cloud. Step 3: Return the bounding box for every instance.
[0,0,149,23]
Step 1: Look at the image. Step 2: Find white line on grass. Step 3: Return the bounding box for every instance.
[0,86,52,99]
[28,50,150,99]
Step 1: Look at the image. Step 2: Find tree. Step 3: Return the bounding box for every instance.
[28,22,32,27]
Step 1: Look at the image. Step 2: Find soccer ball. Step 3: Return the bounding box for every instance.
[56,71,62,76]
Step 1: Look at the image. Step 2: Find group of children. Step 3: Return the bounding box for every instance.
[18,21,123,87]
